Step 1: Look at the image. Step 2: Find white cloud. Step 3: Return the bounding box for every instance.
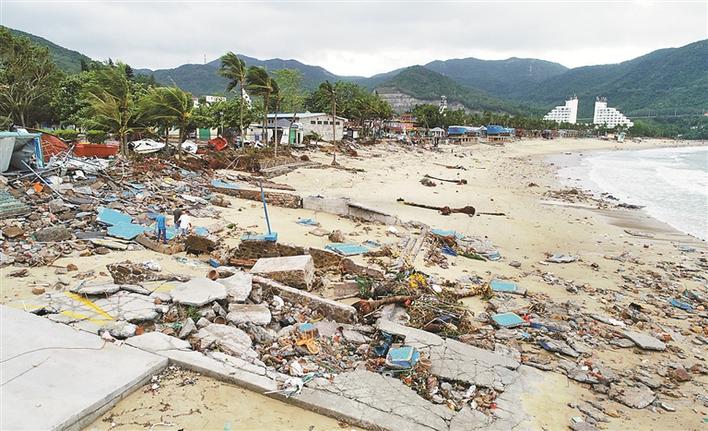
[1,0,705,75]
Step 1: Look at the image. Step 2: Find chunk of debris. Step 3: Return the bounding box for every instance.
[34,225,72,242]
[170,278,227,306]
[250,255,315,290]
[623,330,666,351]
[226,303,272,326]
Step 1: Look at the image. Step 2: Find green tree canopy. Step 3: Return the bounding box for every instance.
[0,27,62,127]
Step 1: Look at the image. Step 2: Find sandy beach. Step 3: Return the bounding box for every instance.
[3,137,706,430]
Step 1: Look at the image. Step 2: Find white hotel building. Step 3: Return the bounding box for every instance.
[543,97,578,124]
[593,97,633,128]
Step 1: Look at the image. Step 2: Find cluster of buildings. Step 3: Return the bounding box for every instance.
[543,96,633,128]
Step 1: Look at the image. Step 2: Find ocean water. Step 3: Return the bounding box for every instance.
[558,146,708,240]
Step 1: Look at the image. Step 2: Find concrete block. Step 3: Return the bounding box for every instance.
[217,272,253,302]
[302,195,350,215]
[226,304,272,326]
[196,323,257,358]
[308,247,343,270]
[254,276,356,323]
[250,255,315,290]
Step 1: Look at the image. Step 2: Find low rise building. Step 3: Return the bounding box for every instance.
[543,97,578,124]
[263,112,347,144]
[593,97,633,128]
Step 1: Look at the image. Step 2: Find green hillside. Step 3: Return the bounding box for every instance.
[424,57,568,95]
[138,55,354,96]
[378,66,539,115]
[4,27,91,74]
[505,40,708,119]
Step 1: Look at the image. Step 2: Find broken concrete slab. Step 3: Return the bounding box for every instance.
[93,291,159,322]
[250,255,315,290]
[196,323,257,359]
[623,330,666,351]
[226,304,272,326]
[609,382,656,409]
[70,282,121,296]
[309,369,454,431]
[125,331,191,352]
[170,277,227,307]
[0,306,166,431]
[178,318,197,339]
[340,258,385,280]
[217,271,252,302]
[377,319,519,391]
[254,275,356,323]
[101,320,137,339]
[307,246,343,270]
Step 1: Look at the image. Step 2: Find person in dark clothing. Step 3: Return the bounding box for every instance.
[173,207,183,225]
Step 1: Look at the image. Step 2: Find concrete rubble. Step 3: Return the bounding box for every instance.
[1,141,706,431]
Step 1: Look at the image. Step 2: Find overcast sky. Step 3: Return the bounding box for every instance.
[1,1,706,76]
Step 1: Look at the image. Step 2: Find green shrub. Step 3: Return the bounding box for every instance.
[53,129,79,142]
[86,130,108,143]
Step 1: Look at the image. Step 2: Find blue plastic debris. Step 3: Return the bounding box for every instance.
[431,228,464,239]
[107,223,148,240]
[374,332,393,357]
[669,298,693,312]
[129,183,146,190]
[296,218,319,226]
[298,322,316,333]
[208,258,220,268]
[211,179,240,190]
[490,279,519,294]
[385,346,420,369]
[194,226,209,237]
[97,207,132,226]
[325,243,370,256]
[441,244,457,256]
[491,312,526,328]
[483,250,501,261]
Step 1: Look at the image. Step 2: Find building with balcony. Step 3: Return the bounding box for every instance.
[593,97,633,128]
[543,97,578,124]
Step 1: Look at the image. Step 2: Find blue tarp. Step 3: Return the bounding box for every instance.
[107,223,149,240]
[492,312,526,328]
[211,179,240,190]
[97,207,133,226]
[241,232,278,242]
[296,218,319,226]
[490,279,519,294]
[325,243,370,256]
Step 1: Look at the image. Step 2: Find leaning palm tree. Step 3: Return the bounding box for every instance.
[218,52,247,136]
[83,63,137,155]
[319,80,337,164]
[140,86,193,155]
[246,66,276,147]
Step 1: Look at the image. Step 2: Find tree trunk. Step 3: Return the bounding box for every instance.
[274,109,279,158]
[239,82,244,149]
[263,93,269,147]
[331,97,337,164]
[19,111,26,128]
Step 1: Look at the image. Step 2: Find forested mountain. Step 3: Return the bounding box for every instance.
[5,27,91,73]
[7,26,706,118]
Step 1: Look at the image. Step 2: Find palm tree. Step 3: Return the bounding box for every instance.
[246,66,276,147]
[319,80,337,164]
[84,63,138,155]
[270,80,281,156]
[140,86,194,155]
[219,52,247,136]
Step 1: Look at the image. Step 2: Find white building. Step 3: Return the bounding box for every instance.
[192,95,227,108]
[263,112,347,144]
[543,97,578,124]
[593,97,633,128]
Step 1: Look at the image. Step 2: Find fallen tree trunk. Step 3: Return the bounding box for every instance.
[397,198,476,216]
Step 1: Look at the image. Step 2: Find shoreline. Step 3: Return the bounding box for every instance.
[545,142,707,244]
